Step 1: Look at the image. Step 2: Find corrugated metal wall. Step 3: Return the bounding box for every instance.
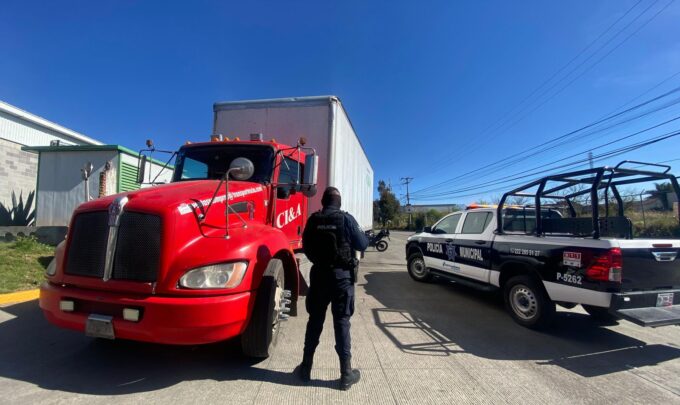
[36,150,174,226]
[329,103,374,229]
[0,109,92,147]
[119,161,140,192]
[119,152,173,187]
[36,150,117,226]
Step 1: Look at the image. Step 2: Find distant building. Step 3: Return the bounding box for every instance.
[23,145,173,226]
[0,100,102,210]
[403,203,460,213]
[1,100,173,227]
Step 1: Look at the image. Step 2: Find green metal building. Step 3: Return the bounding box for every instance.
[23,144,173,226]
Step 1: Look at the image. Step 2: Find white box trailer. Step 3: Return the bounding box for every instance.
[213,96,374,229]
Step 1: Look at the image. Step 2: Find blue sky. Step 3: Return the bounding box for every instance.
[2,1,680,205]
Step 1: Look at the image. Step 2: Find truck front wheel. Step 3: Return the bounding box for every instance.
[504,275,555,330]
[241,259,285,358]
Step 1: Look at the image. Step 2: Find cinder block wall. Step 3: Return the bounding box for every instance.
[0,138,38,208]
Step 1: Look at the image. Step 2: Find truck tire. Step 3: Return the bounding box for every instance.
[582,305,620,324]
[376,240,388,252]
[407,253,432,282]
[504,275,555,330]
[241,259,285,358]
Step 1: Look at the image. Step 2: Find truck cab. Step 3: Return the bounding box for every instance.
[40,134,318,357]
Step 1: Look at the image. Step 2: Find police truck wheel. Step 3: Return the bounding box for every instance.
[582,305,620,324]
[407,253,432,282]
[376,240,388,252]
[241,259,285,358]
[504,275,555,330]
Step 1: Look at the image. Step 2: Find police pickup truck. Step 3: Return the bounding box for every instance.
[405,162,680,329]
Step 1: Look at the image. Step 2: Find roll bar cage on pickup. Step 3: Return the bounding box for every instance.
[496,161,680,239]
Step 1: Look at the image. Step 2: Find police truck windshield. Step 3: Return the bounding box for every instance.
[172,144,275,183]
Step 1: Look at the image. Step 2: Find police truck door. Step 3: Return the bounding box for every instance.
[422,212,462,273]
[453,210,494,283]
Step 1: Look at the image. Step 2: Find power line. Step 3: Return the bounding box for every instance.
[411,128,680,200]
[417,0,664,178]
[603,70,680,117]
[411,85,680,196]
[477,0,669,144]
[413,132,680,200]
[478,0,659,141]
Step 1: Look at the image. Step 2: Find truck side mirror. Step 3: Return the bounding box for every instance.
[302,154,318,197]
[229,157,254,181]
[423,226,432,233]
[303,154,318,185]
[137,155,147,184]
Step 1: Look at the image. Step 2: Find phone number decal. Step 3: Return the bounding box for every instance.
[509,248,540,257]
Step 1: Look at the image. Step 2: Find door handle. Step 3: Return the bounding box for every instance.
[445,239,454,243]
[475,240,486,245]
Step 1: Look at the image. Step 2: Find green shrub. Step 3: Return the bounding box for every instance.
[633,221,680,238]
[0,191,36,226]
[12,236,49,252]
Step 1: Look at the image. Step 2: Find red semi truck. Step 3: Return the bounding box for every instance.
[39,96,373,358]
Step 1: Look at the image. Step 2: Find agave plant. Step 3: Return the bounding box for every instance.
[0,190,36,226]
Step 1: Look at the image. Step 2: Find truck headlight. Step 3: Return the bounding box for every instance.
[46,258,57,276]
[179,261,248,289]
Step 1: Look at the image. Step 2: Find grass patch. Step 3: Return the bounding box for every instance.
[0,236,54,294]
[627,210,680,238]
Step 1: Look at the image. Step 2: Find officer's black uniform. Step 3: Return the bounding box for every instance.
[298,187,368,390]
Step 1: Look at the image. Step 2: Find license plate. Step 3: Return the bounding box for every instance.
[85,314,115,339]
[656,293,674,307]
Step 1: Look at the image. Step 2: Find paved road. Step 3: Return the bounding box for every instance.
[1,231,680,404]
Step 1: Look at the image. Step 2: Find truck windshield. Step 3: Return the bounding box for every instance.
[172,145,275,183]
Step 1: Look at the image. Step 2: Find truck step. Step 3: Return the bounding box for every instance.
[615,305,680,327]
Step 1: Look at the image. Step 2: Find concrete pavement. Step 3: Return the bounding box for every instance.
[1,231,679,404]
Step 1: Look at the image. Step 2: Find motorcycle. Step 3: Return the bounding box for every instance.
[365,229,390,252]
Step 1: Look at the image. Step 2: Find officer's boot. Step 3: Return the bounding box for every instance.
[339,356,361,390]
[297,352,314,383]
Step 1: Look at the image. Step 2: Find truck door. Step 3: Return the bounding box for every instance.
[421,212,462,273]
[274,156,306,249]
[454,211,494,283]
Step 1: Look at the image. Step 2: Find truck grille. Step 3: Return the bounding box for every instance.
[65,211,161,282]
[65,211,109,278]
[112,212,161,282]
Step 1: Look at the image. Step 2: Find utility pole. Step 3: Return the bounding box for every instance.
[401,177,413,229]
[588,151,593,169]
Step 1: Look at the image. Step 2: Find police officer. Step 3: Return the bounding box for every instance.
[297,186,369,390]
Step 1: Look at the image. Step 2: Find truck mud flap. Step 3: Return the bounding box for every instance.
[614,305,680,327]
[611,289,680,327]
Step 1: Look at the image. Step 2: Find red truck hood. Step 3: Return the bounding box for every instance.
[56,180,271,295]
[74,180,267,217]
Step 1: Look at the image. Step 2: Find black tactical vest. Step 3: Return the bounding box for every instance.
[303,209,354,269]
